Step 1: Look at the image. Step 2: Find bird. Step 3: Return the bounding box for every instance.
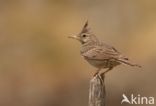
[69,21,141,76]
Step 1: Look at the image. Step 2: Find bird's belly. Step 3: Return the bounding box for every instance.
[85,58,120,68]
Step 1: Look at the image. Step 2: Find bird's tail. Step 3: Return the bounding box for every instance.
[117,58,141,68]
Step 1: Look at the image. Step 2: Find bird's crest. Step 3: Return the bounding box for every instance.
[81,20,90,33]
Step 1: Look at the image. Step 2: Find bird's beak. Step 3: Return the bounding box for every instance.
[68,35,79,40]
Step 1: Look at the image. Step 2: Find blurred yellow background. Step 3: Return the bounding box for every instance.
[0,0,156,106]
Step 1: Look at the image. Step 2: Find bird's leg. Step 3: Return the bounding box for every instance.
[104,68,112,74]
[100,67,113,78]
[93,68,101,77]
[93,68,105,86]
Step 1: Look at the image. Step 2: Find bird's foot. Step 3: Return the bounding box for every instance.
[93,68,101,77]
[93,71,99,77]
[100,72,105,80]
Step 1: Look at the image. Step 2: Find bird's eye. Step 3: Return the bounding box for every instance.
[82,34,86,37]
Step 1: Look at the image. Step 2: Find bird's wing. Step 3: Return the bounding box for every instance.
[81,45,120,60]
[101,42,129,60]
[81,43,141,67]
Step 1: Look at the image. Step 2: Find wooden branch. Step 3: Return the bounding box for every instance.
[89,74,106,106]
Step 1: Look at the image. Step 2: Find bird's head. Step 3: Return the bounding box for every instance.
[69,21,98,44]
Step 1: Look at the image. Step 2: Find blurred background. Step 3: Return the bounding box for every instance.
[0,0,156,106]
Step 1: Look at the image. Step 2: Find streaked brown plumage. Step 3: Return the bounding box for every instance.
[69,21,141,76]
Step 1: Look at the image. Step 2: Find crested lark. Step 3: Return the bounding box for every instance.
[69,21,141,76]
